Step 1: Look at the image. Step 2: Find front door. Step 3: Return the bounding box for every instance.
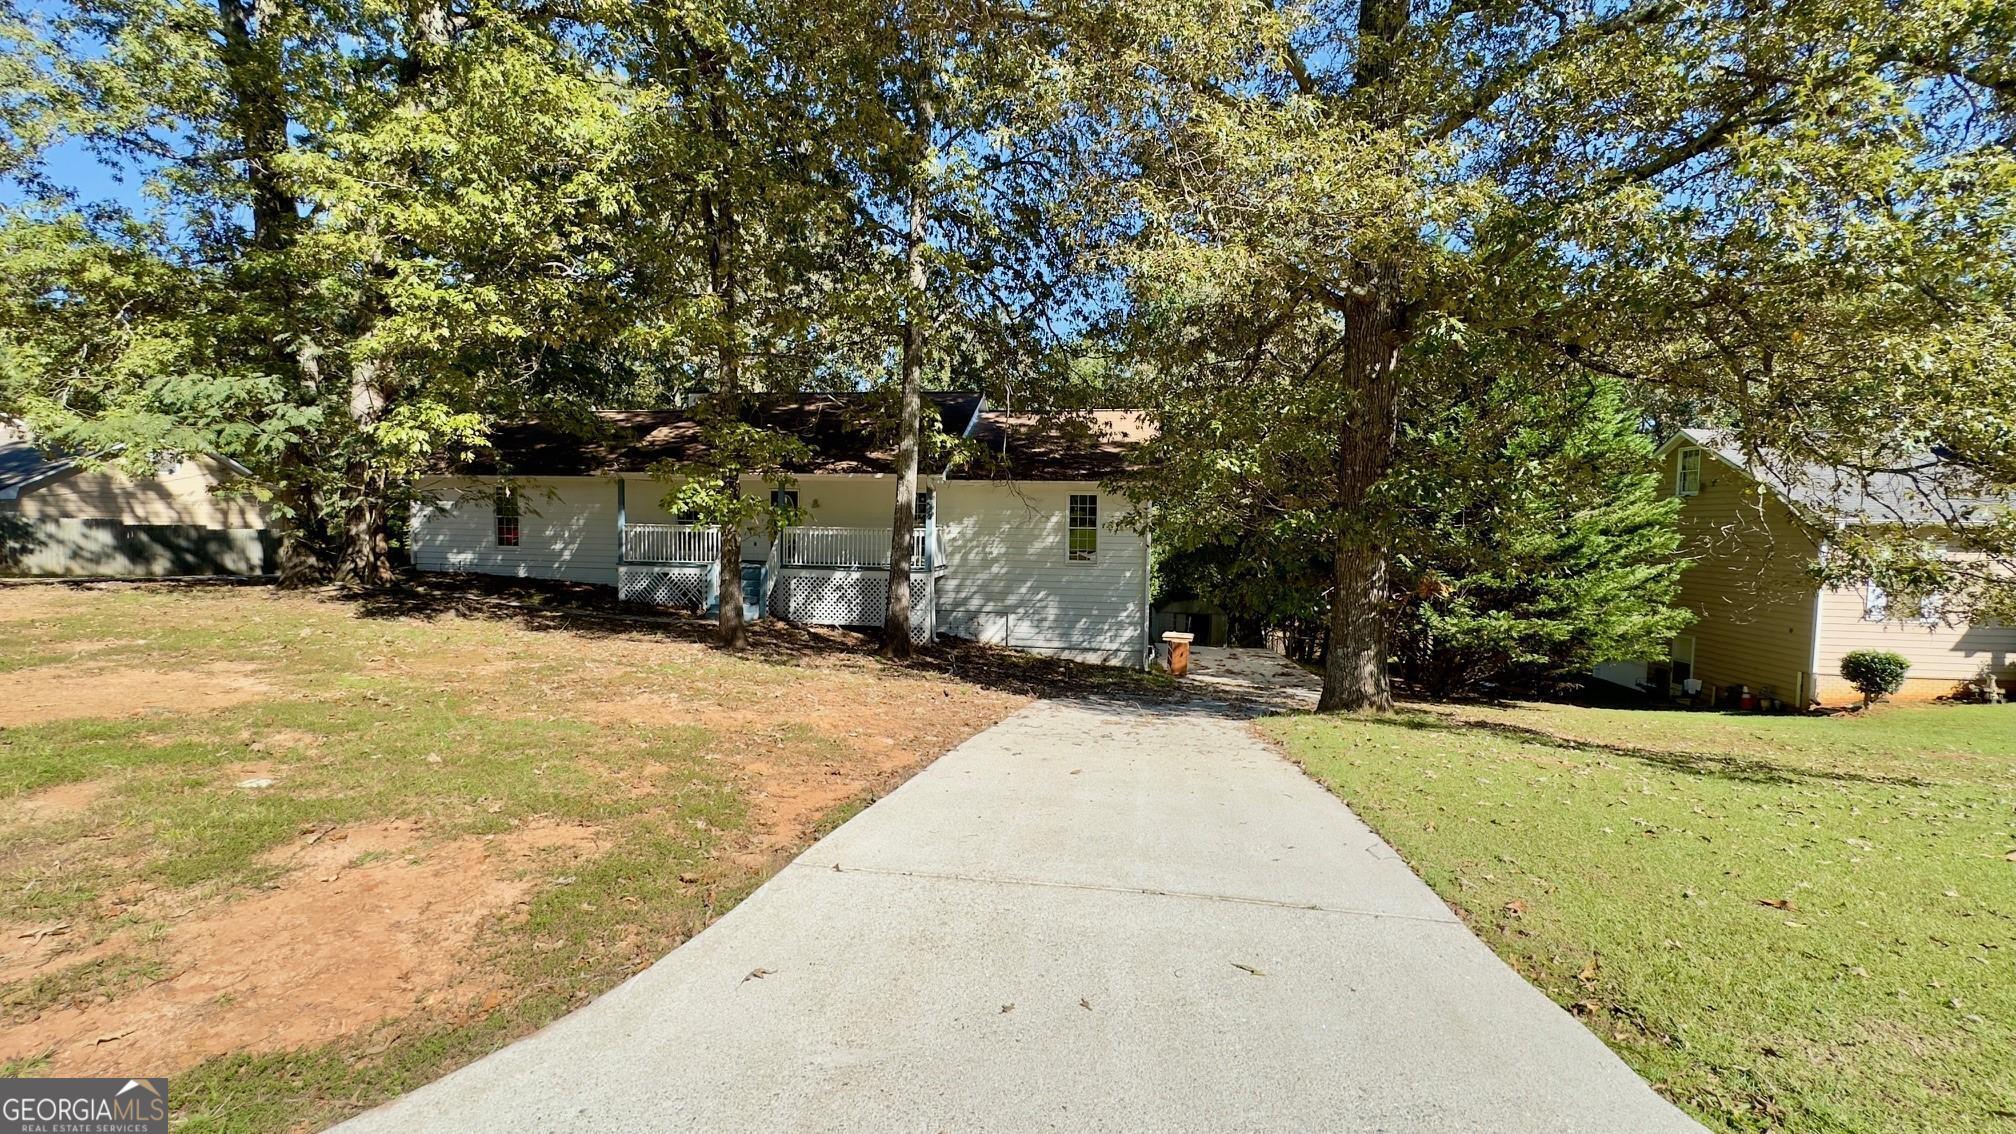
[741,563,765,621]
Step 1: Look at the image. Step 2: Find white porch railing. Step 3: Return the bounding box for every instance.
[781,526,933,569]
[623,524,719,565]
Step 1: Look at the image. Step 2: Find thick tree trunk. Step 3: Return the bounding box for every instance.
[1317,296,1406,713]
[883,75,934,658]
[337,467,393,585]
[335,356,396,586]
[717,470,746,647]
[704,64,747,650]
[273,338,328,586]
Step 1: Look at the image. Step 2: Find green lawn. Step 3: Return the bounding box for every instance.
[1266,700,2016,1134]
[0,582,1035,1131]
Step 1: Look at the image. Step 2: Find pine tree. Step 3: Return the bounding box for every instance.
[1387,374,1692,698]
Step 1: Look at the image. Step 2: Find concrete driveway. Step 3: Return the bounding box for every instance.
[337,685,1703,1133]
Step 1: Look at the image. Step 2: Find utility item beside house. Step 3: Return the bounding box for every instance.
[0,423,274,577]
[410,394,1156,666]
[1598,429,2015,707]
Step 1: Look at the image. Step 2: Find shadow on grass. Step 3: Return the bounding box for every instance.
[1369,709,1933,790]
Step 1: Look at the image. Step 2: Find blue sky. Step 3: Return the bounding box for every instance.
[6,135,157,210]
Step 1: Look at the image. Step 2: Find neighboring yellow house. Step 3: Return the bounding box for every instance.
[0,423,273,577]
[1622,430,2015,708]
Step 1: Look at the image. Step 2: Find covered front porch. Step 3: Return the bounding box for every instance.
[616,521,945,643]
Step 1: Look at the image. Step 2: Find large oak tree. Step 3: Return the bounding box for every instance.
[1082,0,2016,709]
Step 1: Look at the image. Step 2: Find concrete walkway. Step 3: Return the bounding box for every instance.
[1183,645,1323,711]
[338,690,1704,1133]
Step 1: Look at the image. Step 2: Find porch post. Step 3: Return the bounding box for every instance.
[615,477,627,565]
[922,489,937,644]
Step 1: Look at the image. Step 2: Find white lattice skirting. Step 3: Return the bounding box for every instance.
[772,568,934,644]
[618,564,713,610]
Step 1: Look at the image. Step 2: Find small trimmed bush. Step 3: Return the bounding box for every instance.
[1840,649,1911,707]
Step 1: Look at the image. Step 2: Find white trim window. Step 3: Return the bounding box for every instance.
[1917,591,1945,627]
[1861,581,1888,622]
[1067,494,1098,561]
[1675,447,1703,497]
[494,493,520,547]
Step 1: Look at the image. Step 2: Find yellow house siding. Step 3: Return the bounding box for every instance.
[1813,569,2016,705]
[1666,444,1822,704]
[16,457,267,528]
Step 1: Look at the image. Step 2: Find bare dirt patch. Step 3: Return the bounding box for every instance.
[0,819,599,1076]
[597,682,1025,853]
[0,588,89,624]
[2,781,111,825]
[0,662,276,728]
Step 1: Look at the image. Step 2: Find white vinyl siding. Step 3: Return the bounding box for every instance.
[935,481,1146,664]
[411,477,619,586]
[413,473,1152,667]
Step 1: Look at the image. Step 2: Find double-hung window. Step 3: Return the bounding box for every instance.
[1067,494,1098,561]
[1675,448,1702,497]
[494,493,520,547]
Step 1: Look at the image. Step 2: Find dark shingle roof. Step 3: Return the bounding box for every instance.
[951,410,1154,482]
[454,393,983,478]
[453,395,1153,483]
[0,438,74,496]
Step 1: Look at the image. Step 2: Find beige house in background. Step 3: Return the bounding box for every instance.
[1604,430,2015,707]
[0,422,273,577]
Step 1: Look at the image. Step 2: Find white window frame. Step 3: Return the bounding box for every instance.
[1861,581,1888,622]
[1675,447,1703,497]
[494,492,520,547]
[1067,494,1098,562]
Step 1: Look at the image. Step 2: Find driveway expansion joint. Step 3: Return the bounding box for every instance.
[794,859,1466,926]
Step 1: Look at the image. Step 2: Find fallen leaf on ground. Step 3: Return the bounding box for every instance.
[1578,957,1601,986]
[742,968,773,983]
[1756,898,1796,911]
[18,923,70,942]
[1079,998,1091,1010]
[1231,962,1265,977]
[1000,1003,1014,1014]
[1504,899,1526,918]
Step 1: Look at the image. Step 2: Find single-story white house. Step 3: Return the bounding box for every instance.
[1,422,274,577]
[1596,429,2015,706]
[410,393,1156,666]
